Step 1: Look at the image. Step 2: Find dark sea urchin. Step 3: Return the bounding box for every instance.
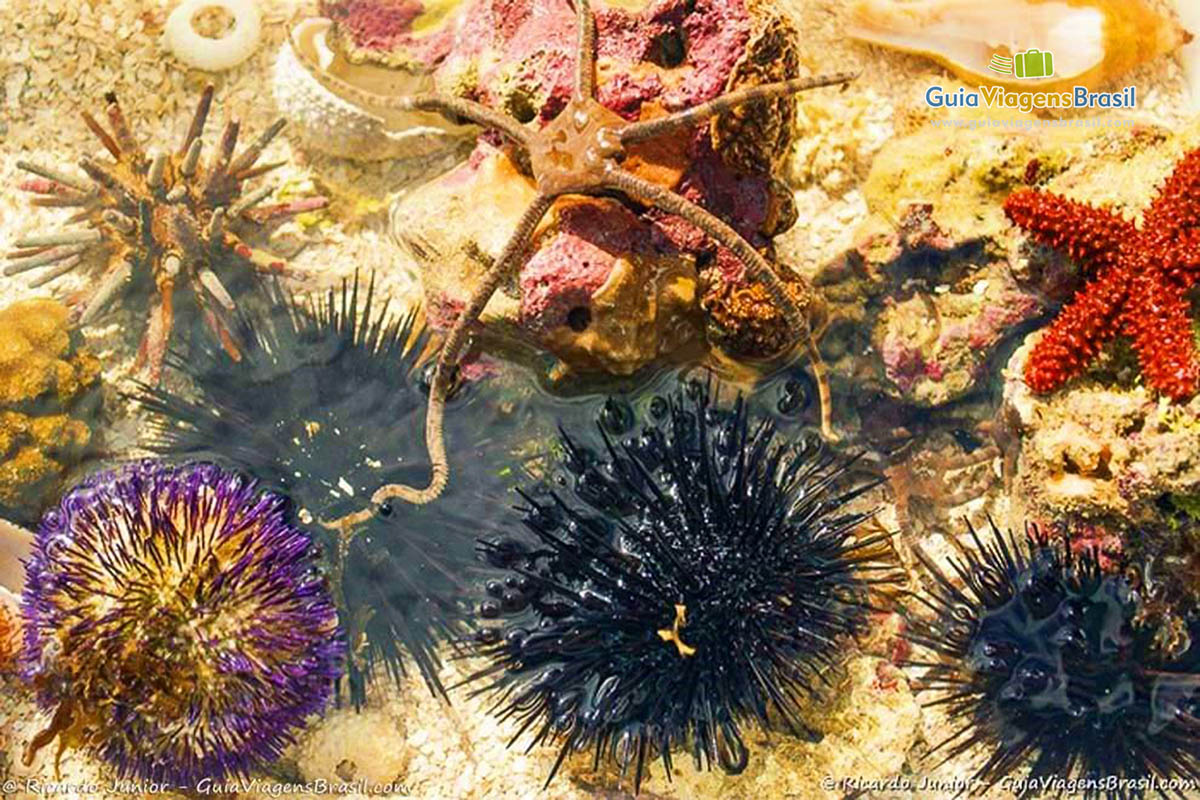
[20,461,342,787]
[907,523,1200,799]
[468,384,897,791]
[135,277,499,704]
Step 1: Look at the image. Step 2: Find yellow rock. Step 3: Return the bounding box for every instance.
[0,300,100,524]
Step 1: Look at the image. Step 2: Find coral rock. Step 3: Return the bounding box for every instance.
[0,300,99,526]
[386,0,807,374]
[870,263,1040,407]
[1004,337,1200,523]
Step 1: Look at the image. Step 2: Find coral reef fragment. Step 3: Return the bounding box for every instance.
[0,300,100,526]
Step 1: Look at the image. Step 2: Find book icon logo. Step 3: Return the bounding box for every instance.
[989,49,1055,79]
[989,54,1014,75]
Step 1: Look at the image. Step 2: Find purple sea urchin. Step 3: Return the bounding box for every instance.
[468,383,898,792]
[134,276,502,705]
[20,461,343,786]
[6,86,327,383]
[906,523,1200,799]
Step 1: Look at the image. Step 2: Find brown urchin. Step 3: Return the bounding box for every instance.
[313,0,855,528]
[5,86,327,382]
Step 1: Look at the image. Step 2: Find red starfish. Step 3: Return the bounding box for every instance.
[1004,147,1200,400]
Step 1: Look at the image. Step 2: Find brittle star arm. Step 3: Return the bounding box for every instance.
[604,168,836,439]
[618,72,858,144]
[322,192,558,530]
[572,0,597,102]
[299,53,531,148]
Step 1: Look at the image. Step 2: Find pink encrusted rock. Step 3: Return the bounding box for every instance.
[869,266,1043,408]
[384,0,804,375]
[322,0,459,70]
[519,202,652,334]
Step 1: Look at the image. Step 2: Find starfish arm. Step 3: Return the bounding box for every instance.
[618,73,857,145]
[362,191,557,512]
[1024,263,1130,393]
[1162,227,1200,284]
[297,49,530,148]
[1124,273,1200,401]
[572,0,597,102]
[1004,189,1133,275]
[1146,148,1200,231]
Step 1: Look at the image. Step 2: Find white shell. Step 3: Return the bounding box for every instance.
[272,18,476,162]
[164,0,262,72]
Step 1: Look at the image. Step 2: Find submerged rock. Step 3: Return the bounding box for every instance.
[386,0,807,376]
[1004,337,1200,525]
[811,116,1200,413]
[0,300,100,526]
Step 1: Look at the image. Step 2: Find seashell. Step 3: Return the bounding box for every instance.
[848,0,1191,93]
[272,18,476,162]
[164,0,262,72]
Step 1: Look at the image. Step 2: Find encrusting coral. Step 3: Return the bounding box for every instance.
[1005,146,1200,400]
[307,0,855,520]
[19,461,344,786]
[6,86,327,383]
[0,299,100,526]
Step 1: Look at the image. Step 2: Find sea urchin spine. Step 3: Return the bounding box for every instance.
[134,275,489,706]
[7,87,327,382]
[906,522,1200,799]
[469,384,897,792]
[20,461,344,786]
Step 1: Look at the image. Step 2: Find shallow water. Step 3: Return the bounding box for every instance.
[3,0,1200,799]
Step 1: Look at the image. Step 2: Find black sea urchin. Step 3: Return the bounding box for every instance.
[906,523,1200,799]
[20,461,343,787]
[6,86,326,382]
[135,276,500,704]
[468,383,897,791]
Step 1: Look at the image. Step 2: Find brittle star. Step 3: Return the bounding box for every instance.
[313,0,854,525]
